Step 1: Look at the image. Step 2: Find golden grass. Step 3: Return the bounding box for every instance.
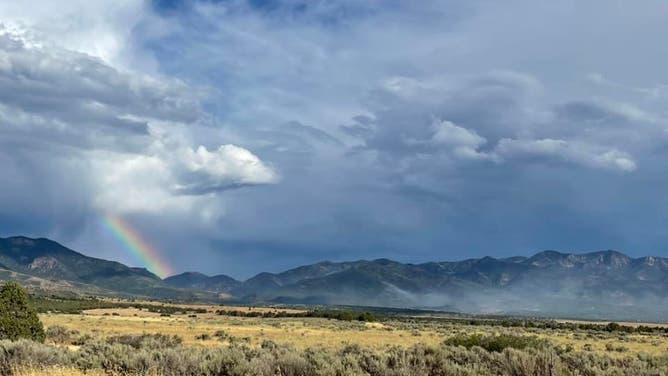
[41,309,442,350]
[534,330,668,356]
[39,308,668,357]
[13,366,111,376]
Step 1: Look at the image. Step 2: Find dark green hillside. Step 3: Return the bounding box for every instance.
[164,272,240,293]
[0,237,215,301]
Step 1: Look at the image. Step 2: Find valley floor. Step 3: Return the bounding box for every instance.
[39,307,668,355]
[7,304,668,375]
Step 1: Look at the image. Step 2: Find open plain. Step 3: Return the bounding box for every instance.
[2,301,663,375]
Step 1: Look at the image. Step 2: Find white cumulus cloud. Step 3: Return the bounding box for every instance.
[0,23,277,222]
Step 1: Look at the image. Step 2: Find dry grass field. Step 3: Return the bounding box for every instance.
[5,302,668,375]
[37,306,668,356]
[40,308,441,350]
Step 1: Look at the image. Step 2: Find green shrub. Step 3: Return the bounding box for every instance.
[0,282,45,342]
[500,347,563,376]
[605,322,621,332]
[443,333,548,352]
[213,330,229,340]
[0,339,71,374]
[106,333,182,349]
[45,325,80,344]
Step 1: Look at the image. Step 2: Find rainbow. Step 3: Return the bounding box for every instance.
[102,214,174,278]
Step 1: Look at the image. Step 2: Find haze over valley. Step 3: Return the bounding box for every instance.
[2,236,666,322]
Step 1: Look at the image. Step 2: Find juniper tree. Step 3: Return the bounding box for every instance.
[0,282,45,342]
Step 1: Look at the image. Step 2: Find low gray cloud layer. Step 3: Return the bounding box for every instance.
[1,1,668,278]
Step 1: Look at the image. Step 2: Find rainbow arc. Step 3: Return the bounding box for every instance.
[102,214,174,278]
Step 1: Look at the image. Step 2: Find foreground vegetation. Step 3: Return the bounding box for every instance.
[5,331,668,376]
[30,308,668,375]
[0,283,44,342]
[0,292,664,375]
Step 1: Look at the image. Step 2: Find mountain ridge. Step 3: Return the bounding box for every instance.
[0,236,216,301]
[2,236,667,321]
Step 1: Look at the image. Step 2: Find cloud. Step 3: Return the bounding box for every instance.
[0,27,200,148]
[587,72,668,100]
[91,140,277,214]
[343,71,543,162]
[428,120,488,160]
[171,144,278,195]
[495,138,637,172]
[556,100,658,125]
[0,0,155,68]
[3,0,668,278]
[397,119,490,162]
[0,23,277,230]
[92,151,182,214]
[339,71,639,178]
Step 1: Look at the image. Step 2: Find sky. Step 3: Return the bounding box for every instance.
[1,0,668,279]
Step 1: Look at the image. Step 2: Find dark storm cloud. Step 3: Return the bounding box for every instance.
[2,1,668,277]
[0,29,201,151]
[0,20,277,267]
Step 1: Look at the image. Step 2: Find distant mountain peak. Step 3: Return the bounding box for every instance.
[477,256,498,263]
[584,249,629,258]
[3,235,668,321]
[129,267,161,279]
[526,249,633,268]
[502,256,528,263]
[372,258,400,265]
[163,270,240,293]
[8,236,58,244]
[526,250,570,267]
[580,250,631,268]
[177,271,209,278]
[0,236,211,300]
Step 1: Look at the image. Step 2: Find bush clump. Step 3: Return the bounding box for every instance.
[45,326,80,345]
[106,333,183,349]
[444,333,548,352]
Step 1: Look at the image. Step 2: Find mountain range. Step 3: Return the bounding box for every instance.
[0,236,215,300]
[2,236,667,321]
